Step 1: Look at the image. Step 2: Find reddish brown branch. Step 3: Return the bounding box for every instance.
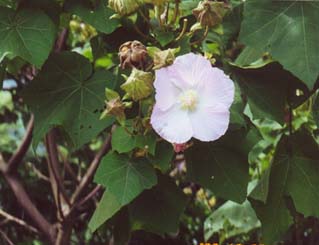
[0,205,39,234]
[0,162,55,242]
[0,116,55,242]
[55,28,69,53]
[0,229,14,245]
[6,114,34,174]
[70,134,112,204]
[77,185,102,207]
[45,131,71,208]
[62,156,79,184]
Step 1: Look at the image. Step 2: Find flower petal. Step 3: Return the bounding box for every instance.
[154,68,181,111]
[189,104,230,142]
[197,67,235,108]
[169,53,212,87]
[150,104,193,144]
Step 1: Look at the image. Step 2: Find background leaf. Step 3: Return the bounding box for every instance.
[88,191,122,232]
[239,0,319,89]
[0,7,56,67]
[128,174,187,235]
[22,52,114,149]
[94,152,157,205]
[250,131,319,244]
[111,126,156,155]
[65,0,119,34]
[186,130,251,203]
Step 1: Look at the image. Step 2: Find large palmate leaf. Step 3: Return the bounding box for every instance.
[205,181,260,241]
[186,129,254,203]
[234,64,309,124]
[94,152,157,205]
[204,200,260,241]
[65,0,119,34]
[88,191,122,232]
[128,174,187,235]
[240,0,319,89]
[250,131,319,244]
[22,52,114,149]
[111,126,156,155]
[20,0,61,24]
[0,7,56,67]
[229,82,245,127]
[89,174,185,234]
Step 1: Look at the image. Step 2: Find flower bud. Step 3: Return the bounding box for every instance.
[192,0,228,27]
[153,48,177,70]
[173,143,187,153]
[109,0,141,16]
[121,68,154,101]
[119,40,150,70]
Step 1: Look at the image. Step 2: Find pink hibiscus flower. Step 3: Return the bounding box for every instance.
[150,53,234,144]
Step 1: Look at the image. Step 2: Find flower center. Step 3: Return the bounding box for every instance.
[179,89,198,111]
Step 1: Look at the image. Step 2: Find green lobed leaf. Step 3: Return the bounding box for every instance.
[112,208,131,245]
[111,126,156,155]
[239,0,319,89]
[22,52,114,149]
[249,168,270,204]
[154,29,175,47]
[0,7,56,67]
[94,152,157,205]
[234,64,309,124]
[229,82,245,127]
[233,46,273,69]
[65,0,119,34]
[205,181,261,241]
[204,200,260,241]
[88,191,122,232]
[185,129,251,203]
[150,141,174,173]
[19,0,61,24]
[221,3,243,46]
[250,130,319,244]
[128,174,187,235]
[236,72,286,124]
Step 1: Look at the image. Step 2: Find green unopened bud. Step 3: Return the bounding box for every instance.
[192,0,228,27]
[153,48,178,70]
[109,0,141,16]
[121,68,154,101]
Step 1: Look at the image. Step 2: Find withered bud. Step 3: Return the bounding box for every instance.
[109,0,141,16]
[101,98,126,123]
[119,40,150,70]
[153,48,177,70]
[192,0,228,28]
